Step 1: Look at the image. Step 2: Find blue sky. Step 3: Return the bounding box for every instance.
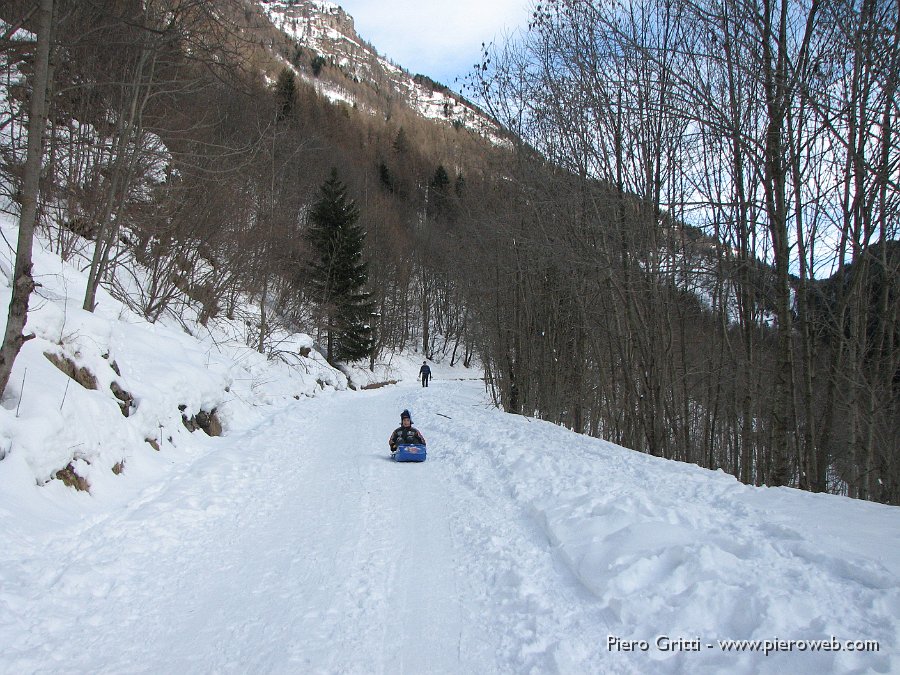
[335,0,532,88]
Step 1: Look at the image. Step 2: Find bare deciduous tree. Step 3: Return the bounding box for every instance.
[0,0,54,397]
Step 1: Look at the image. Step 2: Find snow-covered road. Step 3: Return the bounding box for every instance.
[1,382,605,673]
[1,380,898,674]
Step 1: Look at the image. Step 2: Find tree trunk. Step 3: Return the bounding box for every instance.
[258,276,267,354]
[0,0,54,396]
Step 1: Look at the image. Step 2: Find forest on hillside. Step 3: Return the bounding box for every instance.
[0,0,488,364]
[1,0,898,504]
[464,0,899,503]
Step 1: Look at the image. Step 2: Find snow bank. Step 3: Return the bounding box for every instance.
[430,384,900,674]
[0,209,348,503]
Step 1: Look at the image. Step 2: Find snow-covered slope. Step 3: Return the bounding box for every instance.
[0,210,352,493]
[1,378,897,672]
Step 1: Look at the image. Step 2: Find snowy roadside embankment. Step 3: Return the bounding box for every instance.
[430,385,900,674]
[0,215,346,499]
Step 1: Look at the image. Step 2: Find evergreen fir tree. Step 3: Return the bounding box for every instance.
[275,68,296,120]
[377,161,394,193]
[310,55,326,77]
[306,169,373,363]
[431,164,450,192]
[392,127,408,154]
[429,164,451,218]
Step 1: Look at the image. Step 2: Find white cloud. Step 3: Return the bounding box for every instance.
[337,0,531,85]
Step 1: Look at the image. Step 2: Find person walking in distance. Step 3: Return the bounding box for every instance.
[419,361,432,387]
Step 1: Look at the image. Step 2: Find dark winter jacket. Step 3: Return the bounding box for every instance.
[419,364,432,377]
[389,425,426,449]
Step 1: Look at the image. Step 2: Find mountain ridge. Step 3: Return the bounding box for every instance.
[255,0,507,144]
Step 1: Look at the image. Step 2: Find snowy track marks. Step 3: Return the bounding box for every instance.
[1,381,897,675]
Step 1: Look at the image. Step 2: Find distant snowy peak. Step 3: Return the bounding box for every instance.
[257,0,506,143]
[260,0,359,65]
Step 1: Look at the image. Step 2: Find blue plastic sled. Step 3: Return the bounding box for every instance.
[394,443,427,462]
